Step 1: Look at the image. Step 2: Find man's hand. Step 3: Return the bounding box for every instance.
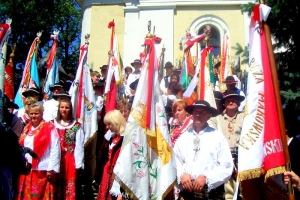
[180,173,193,192]
[116,194,123,200]
[193,175,206,193]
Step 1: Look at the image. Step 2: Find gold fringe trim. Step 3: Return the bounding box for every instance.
[114,173,176,200]
[162,180,176,199]
[264,166,286,182]
[238,167,264,181]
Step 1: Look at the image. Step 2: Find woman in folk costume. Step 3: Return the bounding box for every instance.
[166,99,193,200]
[18,97,37,128]
[97,110,126,200]
[169,99,193,147]
[53,97,84,200]
[17,103,61,200]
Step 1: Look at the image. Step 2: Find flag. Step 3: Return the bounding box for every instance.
[197,46,220,130]
[219,31,230,92]
[179,30,209,89]
[43,32,60,96]
[69,41,98,144]
[14,33,41,108]
[105,20,123,112]
[4,45,15,102]
[112,34,176,199]
[29,51,40,88]
[238,4,286,199]
[0,21,11,50]
[0,20,11,121]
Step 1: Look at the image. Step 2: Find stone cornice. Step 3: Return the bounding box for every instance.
[77,0,255,9]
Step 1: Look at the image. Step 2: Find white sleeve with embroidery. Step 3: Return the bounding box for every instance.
[75,127,85,169]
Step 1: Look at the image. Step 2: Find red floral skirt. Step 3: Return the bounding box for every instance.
[16,170,55,200]
[56,151,76,200]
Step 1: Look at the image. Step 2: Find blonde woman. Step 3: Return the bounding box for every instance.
[17,103,61,200]
[97,110,126,200]
[18,97,37,127]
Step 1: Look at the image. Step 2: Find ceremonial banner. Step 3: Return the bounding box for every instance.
[220,32,230,83]
[238,4,286,198]
[14,33,41,108]
[0,19,11,121]
[69,39,98,144]
[113,35,176,200]
[4,45,15,102]
[43,31,60,96]
[105,20,123,112]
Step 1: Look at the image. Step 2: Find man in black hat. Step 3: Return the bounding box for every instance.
[3,94,23,137]
[125,59,142,98]
[174,100,233,200]
[223,76,245,112]
[43,82,65,121]
[160,61,174,94]
[218,90,245,200]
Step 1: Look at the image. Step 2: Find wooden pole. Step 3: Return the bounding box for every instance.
[263,21,294,200]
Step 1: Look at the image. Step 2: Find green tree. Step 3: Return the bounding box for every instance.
[241,0,300,109]
[0,0,82,89]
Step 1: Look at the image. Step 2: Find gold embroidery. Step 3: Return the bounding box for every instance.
[146,125,172,165]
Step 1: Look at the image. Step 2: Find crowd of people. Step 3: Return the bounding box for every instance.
[0,58,300,200]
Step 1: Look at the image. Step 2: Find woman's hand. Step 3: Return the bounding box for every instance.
[46,170,55,183]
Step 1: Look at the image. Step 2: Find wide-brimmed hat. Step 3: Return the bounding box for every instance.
[22,87,41,98]
[131,59,142,67]
[4,94,19,109]
[185,100,219,117]
[53,91,71,100]
[49,82,64,92]
[222,90,245,104]
[222,76,237,84]
[213,91,223,101]
[164,61,173,69]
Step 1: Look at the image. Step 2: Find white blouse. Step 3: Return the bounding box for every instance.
[24,124,61,173]
[54,120,85,169]
[173,126,233,191]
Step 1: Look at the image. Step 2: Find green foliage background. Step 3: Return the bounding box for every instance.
[0,0,82,91]
[241,0,300,111]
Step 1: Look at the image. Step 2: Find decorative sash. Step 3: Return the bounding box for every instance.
[19,120,55,169]
[170,116,193,146]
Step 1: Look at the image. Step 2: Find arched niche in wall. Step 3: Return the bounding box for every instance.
[190,14,229,58]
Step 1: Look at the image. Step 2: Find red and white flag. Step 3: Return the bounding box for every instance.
[4,47,15,103]
[69,39,98,144]
[112,35,176,199]
[105,20,123,112]
[238,4,286,196]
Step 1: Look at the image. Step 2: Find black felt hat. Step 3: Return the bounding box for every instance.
[222,90,245,104]
[22,87,41,98]
[4,94,19,109]
[185,100,219,117]
[131,59,142,67]
[164,61,173,69]
[49,82,64,92]
[53,91,71,100]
